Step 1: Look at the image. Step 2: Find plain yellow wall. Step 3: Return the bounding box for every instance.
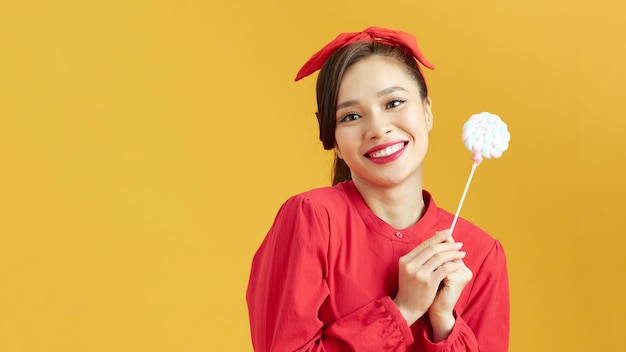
[1,0,625,351]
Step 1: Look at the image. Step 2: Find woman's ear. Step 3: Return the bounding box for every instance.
[424,96,434,131]
[334,146,343,160]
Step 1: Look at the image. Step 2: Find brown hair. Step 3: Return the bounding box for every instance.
[315,41,429,185]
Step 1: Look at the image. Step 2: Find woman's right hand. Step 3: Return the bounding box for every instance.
[393,230,466,326]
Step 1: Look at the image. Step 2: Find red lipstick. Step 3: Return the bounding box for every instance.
[364,141,407,164]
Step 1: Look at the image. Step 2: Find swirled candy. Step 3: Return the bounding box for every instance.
[462,112,510,164]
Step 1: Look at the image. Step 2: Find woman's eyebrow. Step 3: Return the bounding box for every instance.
[337,87,409,110]
[377,86,408,97]
[336,99,358,110]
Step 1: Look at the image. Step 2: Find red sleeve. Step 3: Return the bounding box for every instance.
[413,240,510,352]
[246,196,414,351]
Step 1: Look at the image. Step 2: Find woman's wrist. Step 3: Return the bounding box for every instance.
[428,311,455,342]
[393,299,425,327]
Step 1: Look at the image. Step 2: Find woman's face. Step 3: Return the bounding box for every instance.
[334,55,433,189]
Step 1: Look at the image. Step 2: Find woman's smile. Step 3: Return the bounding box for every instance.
[365,141,408,163]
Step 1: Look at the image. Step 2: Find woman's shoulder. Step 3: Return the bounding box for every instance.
[432,205,507,271]
[267,183,353,237]
[283,182,352,210]
[430,199,501,250]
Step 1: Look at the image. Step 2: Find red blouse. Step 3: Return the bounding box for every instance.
[247,181,509,351]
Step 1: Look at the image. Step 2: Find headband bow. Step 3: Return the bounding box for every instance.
[294,26,435,82]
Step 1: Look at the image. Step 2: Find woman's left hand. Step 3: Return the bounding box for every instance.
[428,230,473,342]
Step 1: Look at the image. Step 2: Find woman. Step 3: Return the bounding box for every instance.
[246,27,509,351]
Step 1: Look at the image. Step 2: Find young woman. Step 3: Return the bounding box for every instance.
[246,27,509,352]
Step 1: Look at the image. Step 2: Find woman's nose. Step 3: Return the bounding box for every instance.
[364,112,392,140]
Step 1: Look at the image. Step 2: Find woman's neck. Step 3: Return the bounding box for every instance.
[353,176,426,230]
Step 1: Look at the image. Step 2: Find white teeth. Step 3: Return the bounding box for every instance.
[369,143,404,158]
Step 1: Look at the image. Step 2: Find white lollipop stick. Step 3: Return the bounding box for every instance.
[450,161,479,235]
[449,112,510,237]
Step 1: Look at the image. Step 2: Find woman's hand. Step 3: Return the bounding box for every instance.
[393,230,466,326]
[428,230,473,342]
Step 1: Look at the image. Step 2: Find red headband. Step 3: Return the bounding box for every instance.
[294,26,435,82]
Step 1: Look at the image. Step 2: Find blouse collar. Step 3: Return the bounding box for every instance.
[342,180,442,242]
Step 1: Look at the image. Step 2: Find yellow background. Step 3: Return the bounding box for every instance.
[1,0,624,351]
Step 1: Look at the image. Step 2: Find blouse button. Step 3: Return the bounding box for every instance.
[395,232,403,239]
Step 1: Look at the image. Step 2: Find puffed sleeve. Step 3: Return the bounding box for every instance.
[413,240,510,352]
[246,195,414,351]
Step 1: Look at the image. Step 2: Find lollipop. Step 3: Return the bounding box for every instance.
[450,112,511,235]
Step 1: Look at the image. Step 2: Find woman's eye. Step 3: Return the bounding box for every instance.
[386,99,405,109]
[339,113,361,122]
